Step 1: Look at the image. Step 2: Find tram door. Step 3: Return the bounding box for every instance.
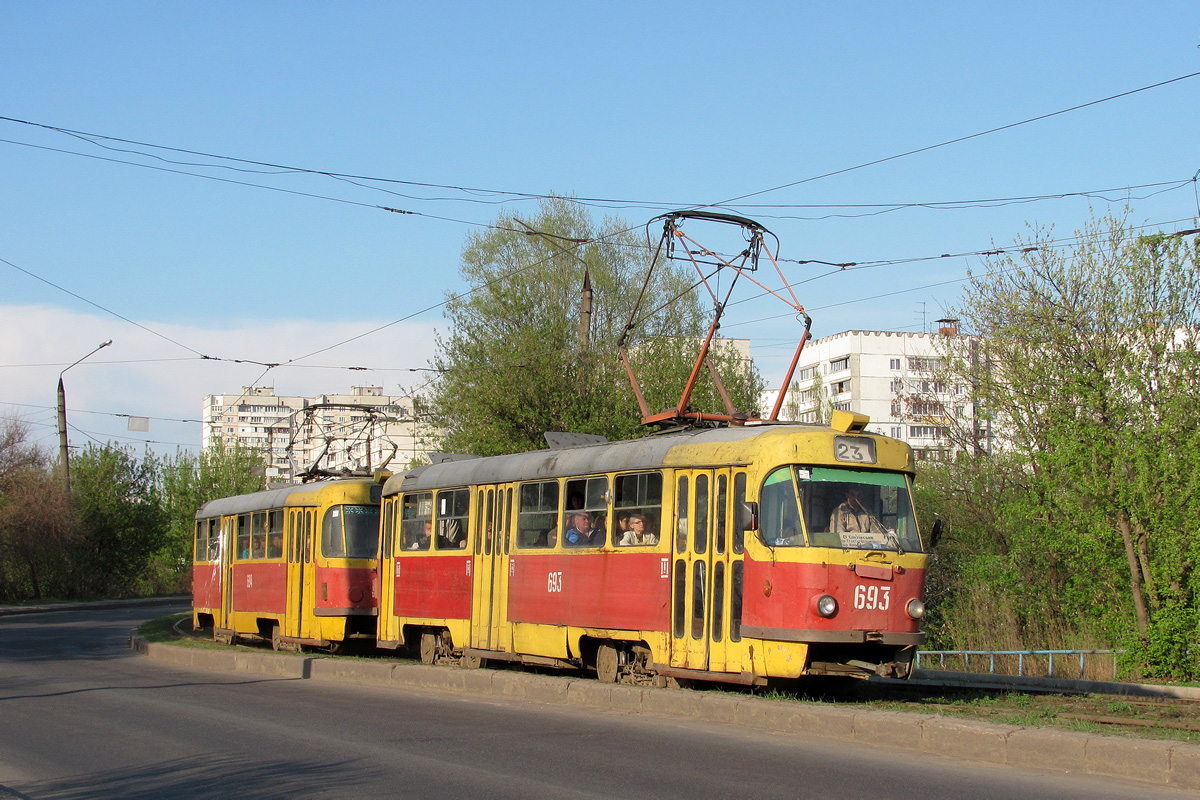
[376,499,398,644]
[470,485,514,652]
[285,508,314,640]
[670,469,744,673]
[218,515,236,631]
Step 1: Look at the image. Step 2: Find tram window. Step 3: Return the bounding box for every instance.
[693,474,709,555]
[760,467,804,547]
[713,562,725,643]
[381,500,395,560]
[732,472,747,554]
[612,472,662,547]
[798,468,920,552]
[401,492,433,551]
[504,488,512,555]
[267,509,285,559]
[715,475,728,555]
[483,490,494,555]
[675,476,689,553]
[194,520,205,562]
[691,561,706,640]
[322,504,382,559]
[303,511,312,563]
[517,481,559,548]
[237,514,251,560]
[673,559,686,638]
[205,518,220,561]
[322,508,345,557]
[288,512,298,563]
[251,511,267,559]
[730,561,743,642]
[436,488,469,550]
[563,476,608,548]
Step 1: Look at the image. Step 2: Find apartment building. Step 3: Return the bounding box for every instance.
[200,386,430,483]
[760,326,975,461]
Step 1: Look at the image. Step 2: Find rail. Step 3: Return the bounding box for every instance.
[915,649,1123,681]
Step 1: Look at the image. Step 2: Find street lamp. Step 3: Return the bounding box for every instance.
[57,339,112,494]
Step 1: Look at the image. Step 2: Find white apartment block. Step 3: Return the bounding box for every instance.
[760,327,975,461]
[201,386,431,483]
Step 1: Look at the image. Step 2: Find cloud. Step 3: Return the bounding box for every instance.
[0,305,441,454]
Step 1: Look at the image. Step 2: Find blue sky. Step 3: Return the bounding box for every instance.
[2,3,1198,453]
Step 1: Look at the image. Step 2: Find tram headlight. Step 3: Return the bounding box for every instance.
[813,594,838,618]
[906,599,926,620]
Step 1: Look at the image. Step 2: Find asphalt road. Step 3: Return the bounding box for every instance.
[0,604,1190,799]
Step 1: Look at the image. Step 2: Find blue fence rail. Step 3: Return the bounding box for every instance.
[915,649,1123,681]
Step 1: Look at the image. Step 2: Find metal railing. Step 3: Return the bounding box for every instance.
[915,649,1122,681]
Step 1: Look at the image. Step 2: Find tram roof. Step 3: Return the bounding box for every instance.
[194,478,371,519]
[384,423,828,495]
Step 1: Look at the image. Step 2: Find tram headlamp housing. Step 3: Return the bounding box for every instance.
[906,599,926,620]
[813,594,838,618]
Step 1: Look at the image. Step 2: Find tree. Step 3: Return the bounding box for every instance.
[0,416,75,601]
[70,443,168,598]
[924,211,1200,677]
[155,442,266,594]
[431,198,763,456]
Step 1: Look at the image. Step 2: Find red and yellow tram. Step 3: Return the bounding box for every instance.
[376,411,931,685]
[192,475,385,650]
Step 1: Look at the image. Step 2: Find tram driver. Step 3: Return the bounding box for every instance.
[828,485,886,535]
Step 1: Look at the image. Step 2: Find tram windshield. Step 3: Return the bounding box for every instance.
[322,504,381,559]
[758,466,921,552]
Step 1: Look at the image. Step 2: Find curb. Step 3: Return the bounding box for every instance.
[0,596,190,617]
[906,668,1200,701]
[131,636,1200,792]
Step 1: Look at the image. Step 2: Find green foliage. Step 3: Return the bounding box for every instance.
[922,211,1200,678]
[431,198,763,456]
[154,442,266,593]
[69,442,168,598]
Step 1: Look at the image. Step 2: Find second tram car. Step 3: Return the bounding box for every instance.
[375,412,931,685]
[193,475,385,650]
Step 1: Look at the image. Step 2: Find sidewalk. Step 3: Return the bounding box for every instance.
[131,634,1200,792]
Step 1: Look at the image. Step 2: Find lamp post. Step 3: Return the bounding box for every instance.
[57,339,112,494]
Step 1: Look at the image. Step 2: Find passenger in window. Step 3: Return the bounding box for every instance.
[829,486,886,534]
[409,521,432,550]
[619,513,658,546]
[437,519,464,548]
[589,514,607,546]
[269,532,284,559]
[614,512,631,542]
[564,511,595,547]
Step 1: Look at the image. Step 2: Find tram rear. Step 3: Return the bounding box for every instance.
[192,475,384,650]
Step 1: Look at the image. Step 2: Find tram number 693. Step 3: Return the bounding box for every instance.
[547,571,564,593]
[853,584,890,611]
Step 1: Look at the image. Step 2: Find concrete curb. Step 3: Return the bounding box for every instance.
[908,668,1200,701]
[131,636,1200,792]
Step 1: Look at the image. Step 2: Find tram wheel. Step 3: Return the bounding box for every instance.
[419,632,437,665]
[461,653,484,670]
[596,644,619,684]
[270,625,284,652]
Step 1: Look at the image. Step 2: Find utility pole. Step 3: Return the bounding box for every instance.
[578,268,593,349]
[57,339,112,494]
